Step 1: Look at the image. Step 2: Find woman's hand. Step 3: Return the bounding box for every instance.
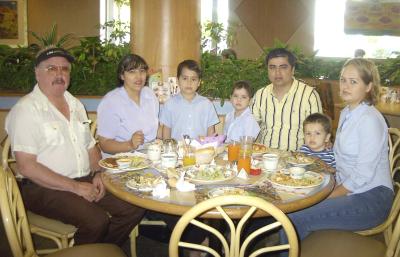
[130,130,144,150]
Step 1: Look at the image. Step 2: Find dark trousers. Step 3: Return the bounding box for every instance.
[19,175,145,246]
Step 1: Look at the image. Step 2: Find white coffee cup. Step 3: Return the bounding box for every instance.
[116,158,131,169]
[161,153,178,168]
[148,144,161,161]
[262,153,279,170]
[289,167,306,180]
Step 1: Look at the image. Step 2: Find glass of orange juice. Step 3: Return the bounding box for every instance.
[183,148,196,166]
[228,141,240,163]
[237,136,253,173]
[237,150,251,173]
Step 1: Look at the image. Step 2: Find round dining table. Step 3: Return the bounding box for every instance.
[101,152,335,219]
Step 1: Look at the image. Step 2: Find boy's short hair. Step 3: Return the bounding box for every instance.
[232,80,253,97]
[177,59,202,79]
[303,113,332,134]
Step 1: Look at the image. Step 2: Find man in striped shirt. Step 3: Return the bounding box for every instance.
[251,48,322,151]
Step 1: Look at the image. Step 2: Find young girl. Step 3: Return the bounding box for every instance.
[224,80,260,142]
[299,113,336,168]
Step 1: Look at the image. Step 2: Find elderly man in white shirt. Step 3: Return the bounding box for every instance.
[5,47,144,246]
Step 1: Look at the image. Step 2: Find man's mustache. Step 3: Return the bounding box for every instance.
[52,78,65,85]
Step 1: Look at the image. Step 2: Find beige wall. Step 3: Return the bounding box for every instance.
[27,0,100,45]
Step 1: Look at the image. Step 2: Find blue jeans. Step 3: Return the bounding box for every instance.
[278,186,393,256]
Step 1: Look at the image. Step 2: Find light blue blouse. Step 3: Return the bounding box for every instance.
[224,107,260,142]
[159,93,219,140]
[97,86,159,147]
[334,103,393,194]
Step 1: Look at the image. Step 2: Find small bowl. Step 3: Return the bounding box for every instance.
[116,158,132,169]
[289,167,306,180]
[161,153,178,168]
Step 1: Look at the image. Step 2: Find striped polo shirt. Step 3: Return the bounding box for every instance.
[251,79,322,151]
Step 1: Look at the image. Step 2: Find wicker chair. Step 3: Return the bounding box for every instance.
[354,127,400,243]
[169,195,298,257]
[0,166,126,257]
[1,136,77,254]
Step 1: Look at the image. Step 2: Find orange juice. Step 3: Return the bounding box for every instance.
[183,154,196,166]
[228,144,240,162]
[237,156,251,173]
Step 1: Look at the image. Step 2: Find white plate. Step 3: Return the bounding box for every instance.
[183,165,236,184]
[208,187,248,198]
[99,153,152,171]
[125,175,163,192]
[286,156,314,167]
[153,163,181,174]
[265,171,324,189]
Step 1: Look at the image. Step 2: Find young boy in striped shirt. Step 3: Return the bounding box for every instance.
[299,113,336,168]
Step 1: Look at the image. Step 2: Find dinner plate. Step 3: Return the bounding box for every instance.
[286,156,314,167]
[265,171,324,189]
[183,165,236,184]
[99,153,152,171]
[252,143,268,156]
[125,174,164,192]
[207,187,248,198]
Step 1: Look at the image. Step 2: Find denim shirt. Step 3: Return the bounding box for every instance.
[334,103,393,194]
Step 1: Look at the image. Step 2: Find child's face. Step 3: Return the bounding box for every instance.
[230,88,250,114]
[304,123,331,152]
[178,67,200,97]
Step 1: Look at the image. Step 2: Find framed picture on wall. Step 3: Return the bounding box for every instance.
[0,0,27,46]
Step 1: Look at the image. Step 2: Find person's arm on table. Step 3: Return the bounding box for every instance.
[98,130,144,154]
[15,151,99,202]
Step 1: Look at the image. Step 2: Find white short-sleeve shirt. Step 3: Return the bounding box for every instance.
[5,85,96,178]
[224,107,260,142]
[159,93,219,140]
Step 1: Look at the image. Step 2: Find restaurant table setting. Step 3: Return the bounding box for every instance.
[100,136,335,214]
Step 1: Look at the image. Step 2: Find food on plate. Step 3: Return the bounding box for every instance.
[208,187,247,197]
[195,147,215,165]
[167,177,178,188]
[116,158,132,169]
[100,155,148,169]
[252,143,267,154]
[287,155,314,165]
[268,172,323,187]
[185,165,234,182]
[126,173,164,191]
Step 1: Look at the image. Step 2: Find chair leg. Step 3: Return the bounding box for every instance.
[130,225,139,257]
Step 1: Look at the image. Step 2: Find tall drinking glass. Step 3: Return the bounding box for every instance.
[238,136,254,173]
[227,141,240,163]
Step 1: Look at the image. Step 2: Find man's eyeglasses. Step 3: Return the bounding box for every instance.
[39,65,71,75]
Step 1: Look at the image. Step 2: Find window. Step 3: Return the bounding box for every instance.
[201,0,229,52]
[100,0,130,44]
[314,0,400,58]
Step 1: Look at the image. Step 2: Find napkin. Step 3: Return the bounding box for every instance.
[237,168,249,180]
[176,179,196,192]
[152,181,170,198]
[190,140,218,150]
